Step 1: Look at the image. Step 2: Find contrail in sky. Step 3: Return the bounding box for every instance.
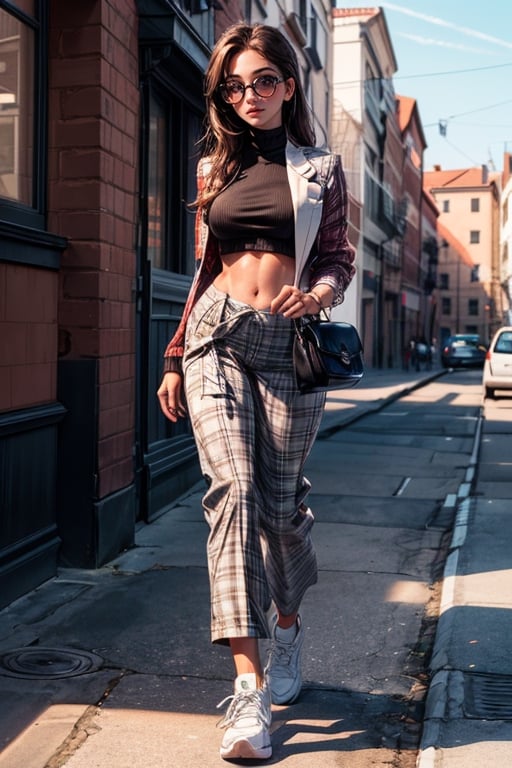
[381,2,512,49]
[399,33,495,55]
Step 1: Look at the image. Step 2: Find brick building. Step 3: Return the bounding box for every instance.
[0,0,335,606]
[1,0,215,607]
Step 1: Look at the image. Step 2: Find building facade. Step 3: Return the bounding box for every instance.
[331,7,408,368]
[397,95,426,353]
[424,165,503,341]
[434,221,490,347]
[501,153,512,324]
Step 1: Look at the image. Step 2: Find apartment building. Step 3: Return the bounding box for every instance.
[424,165,503,339]
[501,153,512,323]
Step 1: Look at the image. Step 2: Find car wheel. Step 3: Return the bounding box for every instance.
[485,387,495,399]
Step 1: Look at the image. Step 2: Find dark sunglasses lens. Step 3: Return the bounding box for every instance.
[253,76,277,97]
[220,82,243,103]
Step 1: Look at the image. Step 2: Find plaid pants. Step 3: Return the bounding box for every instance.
[183,284,325,644]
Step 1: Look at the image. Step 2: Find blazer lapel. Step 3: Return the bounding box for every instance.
[286,142,326,290]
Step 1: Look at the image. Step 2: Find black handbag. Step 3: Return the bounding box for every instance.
[293,314,364,394]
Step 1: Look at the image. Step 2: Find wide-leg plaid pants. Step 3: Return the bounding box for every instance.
[183,284,325,644]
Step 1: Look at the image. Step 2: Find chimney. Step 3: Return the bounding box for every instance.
[481,164,488,184]
[434,164,441,171]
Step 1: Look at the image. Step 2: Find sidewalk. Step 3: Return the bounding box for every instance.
[1,366,510,767]
[417,393,512,768]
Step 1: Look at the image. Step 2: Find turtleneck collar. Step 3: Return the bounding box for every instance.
[247,125,287,165]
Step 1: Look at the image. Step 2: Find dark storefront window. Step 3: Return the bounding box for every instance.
[0,0,44,231]
[147,93,167,269]
[146,86,202,275]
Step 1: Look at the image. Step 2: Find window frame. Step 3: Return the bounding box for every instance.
[0,0,47,233]
[142,75,203,276]
[439,273,449,290]
[468,298,479,316]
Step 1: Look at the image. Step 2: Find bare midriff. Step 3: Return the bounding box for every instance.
[213,251,295,309]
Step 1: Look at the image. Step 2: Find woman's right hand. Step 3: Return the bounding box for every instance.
[157,372,188,422]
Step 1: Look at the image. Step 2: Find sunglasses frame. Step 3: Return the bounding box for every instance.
[218,75,285,104]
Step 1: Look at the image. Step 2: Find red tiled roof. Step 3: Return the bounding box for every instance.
[424,167,491,189]
[332,7,380,20]
[396,95,415,132]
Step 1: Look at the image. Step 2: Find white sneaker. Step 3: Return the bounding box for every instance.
[268,615,304,704]
[217,673,272,760]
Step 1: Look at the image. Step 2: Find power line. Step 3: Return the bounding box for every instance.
[423,98,512,127]
[395,60,512,80]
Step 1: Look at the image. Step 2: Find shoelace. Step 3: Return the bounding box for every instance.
[271,642,294,668]
[216,689,270,729]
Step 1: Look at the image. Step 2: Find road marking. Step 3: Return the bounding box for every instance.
[394,477,411,496]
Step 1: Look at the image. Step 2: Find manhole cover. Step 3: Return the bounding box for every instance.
[464,672,512,719]
[0,647,103,680]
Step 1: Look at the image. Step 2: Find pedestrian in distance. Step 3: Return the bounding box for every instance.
[157,22,356,761]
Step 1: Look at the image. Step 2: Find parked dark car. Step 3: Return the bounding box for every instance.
[441,334,487,369]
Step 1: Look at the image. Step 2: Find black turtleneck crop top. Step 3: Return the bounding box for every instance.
[207,126,295,259]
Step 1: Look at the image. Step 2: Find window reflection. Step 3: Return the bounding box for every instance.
[147,93,166,269]
[0,7,34,204]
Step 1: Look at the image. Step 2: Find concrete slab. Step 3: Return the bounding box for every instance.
[0,705,88,768]
[309,494,435,529]
[422,719,512,768]
[313,521,442,577]
[56,686,404,768]
[0,670,118,750]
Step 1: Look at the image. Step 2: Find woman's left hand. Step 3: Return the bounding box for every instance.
[270,285,320,318]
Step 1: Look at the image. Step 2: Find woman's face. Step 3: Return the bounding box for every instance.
[224,48,295,131]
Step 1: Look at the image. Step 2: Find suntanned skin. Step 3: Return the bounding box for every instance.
[213,251,295,309]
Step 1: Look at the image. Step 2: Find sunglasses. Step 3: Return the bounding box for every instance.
[218,75,284,105]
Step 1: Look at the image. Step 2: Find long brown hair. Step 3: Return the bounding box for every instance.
[196,23,316,210]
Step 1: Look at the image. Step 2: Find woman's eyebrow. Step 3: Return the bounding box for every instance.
[227,66,278,78]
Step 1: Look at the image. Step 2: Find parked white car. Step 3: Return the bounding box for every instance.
[483,326,512,398]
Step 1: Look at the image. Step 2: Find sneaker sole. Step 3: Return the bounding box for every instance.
[220,738,272,760]
[270,680,301,705]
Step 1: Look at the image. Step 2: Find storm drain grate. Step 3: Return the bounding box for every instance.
[0,647,103,680]
[464,673,512,719]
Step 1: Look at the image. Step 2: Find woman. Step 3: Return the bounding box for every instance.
[157,23,356,760]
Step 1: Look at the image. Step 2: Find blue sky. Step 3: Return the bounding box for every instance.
[371,1,512,172]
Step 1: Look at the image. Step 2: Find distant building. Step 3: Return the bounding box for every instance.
[501,153,512,324]
[434,222,491,346]
[424,166,504,336]
[397,95,427,354]
[332,7,407,368]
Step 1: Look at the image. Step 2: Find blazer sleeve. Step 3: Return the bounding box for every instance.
[162,161,207,374]
[308,155,356,305]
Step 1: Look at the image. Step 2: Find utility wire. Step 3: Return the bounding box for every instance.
[395,60,512,80]
[423,99,512,127]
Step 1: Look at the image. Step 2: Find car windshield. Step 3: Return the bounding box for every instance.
[452,338,479,347]
[495,333,512,354]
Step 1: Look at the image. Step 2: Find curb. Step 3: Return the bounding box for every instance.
[416,405,485,768]
[318,370,445,439]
